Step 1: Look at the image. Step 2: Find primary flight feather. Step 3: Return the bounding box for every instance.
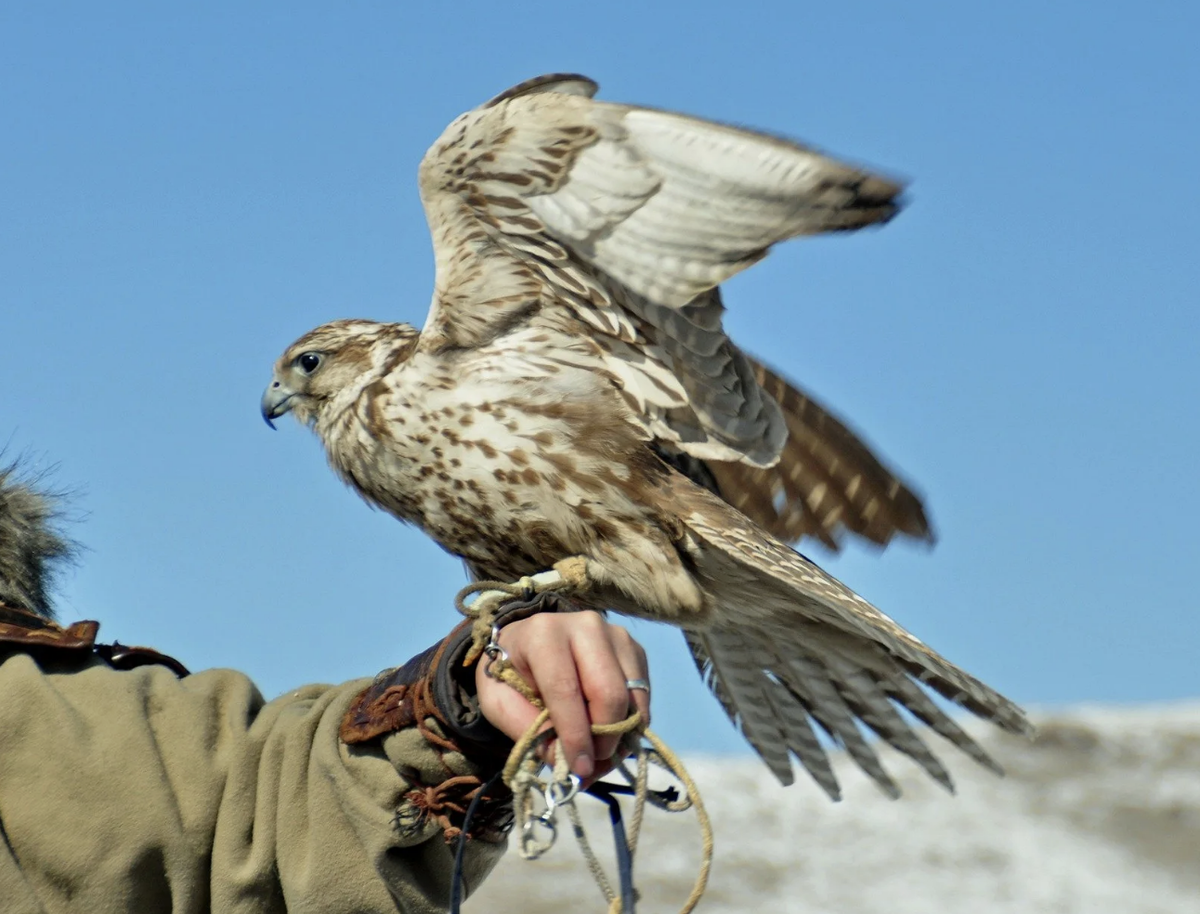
[262,74,1030,798]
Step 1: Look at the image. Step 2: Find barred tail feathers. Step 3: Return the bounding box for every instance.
[674,479,1031,794]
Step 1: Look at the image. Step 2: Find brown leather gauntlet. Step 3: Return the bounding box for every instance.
[339,593,566,841]
[338,617,510,761]
[339,593,566,754]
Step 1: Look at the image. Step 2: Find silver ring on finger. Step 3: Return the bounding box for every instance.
[624,678,650,696]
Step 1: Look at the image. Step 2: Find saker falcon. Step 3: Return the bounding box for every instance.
[262,74,1031,799]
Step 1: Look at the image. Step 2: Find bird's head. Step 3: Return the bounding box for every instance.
[261,319,419,429]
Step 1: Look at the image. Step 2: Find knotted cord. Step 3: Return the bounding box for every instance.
[451,559,713,914]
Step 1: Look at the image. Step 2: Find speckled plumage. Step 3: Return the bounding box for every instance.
[263,75,1030,797]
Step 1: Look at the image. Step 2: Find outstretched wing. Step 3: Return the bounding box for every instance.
[416,73,904,470]
[702,357,934,550]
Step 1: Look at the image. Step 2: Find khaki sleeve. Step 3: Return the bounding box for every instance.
[0,651,507,914]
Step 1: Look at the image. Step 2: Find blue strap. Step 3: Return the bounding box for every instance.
[585,781,637,914]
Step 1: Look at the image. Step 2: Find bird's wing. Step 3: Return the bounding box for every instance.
[672,477,1030,794]
[417,73,903,468]
[701,356,934,549]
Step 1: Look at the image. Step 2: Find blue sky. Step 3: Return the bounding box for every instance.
[3,2,1197,755]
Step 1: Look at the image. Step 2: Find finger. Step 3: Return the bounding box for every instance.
[474,621,544,742]
[519,624,596,778]
[475,662,542,742]
[480,622,575,768]
[568,615,634,766]
[610,626,651,732]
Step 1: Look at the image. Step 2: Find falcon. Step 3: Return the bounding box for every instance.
[262,74,1031,799]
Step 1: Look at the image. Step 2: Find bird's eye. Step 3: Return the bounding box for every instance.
[297,352,322,374]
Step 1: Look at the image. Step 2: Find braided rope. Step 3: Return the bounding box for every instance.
[455,559,713,914]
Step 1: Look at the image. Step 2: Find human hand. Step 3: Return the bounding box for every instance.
[475,611,650,780]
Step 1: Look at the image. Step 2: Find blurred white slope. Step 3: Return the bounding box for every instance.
[469,702,1200,914]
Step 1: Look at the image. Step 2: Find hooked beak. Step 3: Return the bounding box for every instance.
[260,381,295,429]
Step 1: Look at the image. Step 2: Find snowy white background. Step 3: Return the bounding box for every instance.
[470,703,1200,914]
